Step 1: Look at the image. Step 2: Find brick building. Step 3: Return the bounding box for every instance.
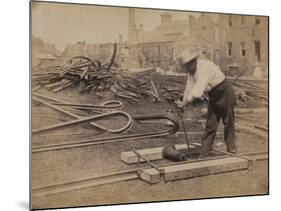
[127,10,268,76]
[128,10,218,71]
[218,14,268,75]
[57,10,268,76]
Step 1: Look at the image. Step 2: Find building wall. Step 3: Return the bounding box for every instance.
[58,13,268,75]
[174,36,214,60]
[253,17,269,69]
[189,14,217,61]
[218,14,268,75]
[191,14,216,43]
[134,14,217,71]
[137,41,174,70]
[156,19,189,37]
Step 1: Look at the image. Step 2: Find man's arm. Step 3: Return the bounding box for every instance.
[181,70,208,106]
[188,72,208,101]
[175,74,193,109]
[182,73,193,103]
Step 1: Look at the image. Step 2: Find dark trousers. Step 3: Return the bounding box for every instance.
[201,79,236,154]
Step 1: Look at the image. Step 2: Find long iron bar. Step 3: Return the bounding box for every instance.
[32,113,179,153]
[32,94,131,133]
[32,110,132,135]
[32,151,268,197]
[52,101,122,109]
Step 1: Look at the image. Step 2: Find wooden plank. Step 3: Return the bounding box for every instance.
[139,157,249,184]
[121,144,197,164]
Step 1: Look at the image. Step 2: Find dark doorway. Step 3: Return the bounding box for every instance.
[254,40,261,62]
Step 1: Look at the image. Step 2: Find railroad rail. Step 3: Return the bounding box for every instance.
[32,93,128,133]
[32,113,179,153]
[32,151,268,197]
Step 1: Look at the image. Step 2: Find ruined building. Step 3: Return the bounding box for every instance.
[218,14,268,75]
[127,9,220,71]
[58,10,268,76]
[127,10,268,76]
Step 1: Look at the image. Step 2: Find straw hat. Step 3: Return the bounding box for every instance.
[177,48,200,66]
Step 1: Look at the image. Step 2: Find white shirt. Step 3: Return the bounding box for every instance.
[183,59,225,103]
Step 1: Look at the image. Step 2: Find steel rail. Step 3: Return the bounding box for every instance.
[32,94,130,133]
[32,113,179,153]
[32,92,123,109]
[32,110,132,135]
[59,56,95,75]
[52,100,123,109]
[32,151,268,197]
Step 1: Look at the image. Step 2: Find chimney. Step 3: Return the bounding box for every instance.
[128,8,137,44]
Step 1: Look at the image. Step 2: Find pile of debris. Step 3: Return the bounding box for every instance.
[232,79,268,107]
[32,44,184,104]
[32,44,267,107]
[32,43,118,94]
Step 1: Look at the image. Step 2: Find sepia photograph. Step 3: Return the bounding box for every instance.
[30,1,269,210]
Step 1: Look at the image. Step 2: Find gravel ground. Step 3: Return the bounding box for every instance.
[31,87,268,210]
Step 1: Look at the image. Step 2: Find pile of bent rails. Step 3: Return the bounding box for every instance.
[32,46,203,105]
[32,93,180,153]
[32,43,267,107]
[32,43,118,94]
[32,43,185,104]
[232,79,268,107]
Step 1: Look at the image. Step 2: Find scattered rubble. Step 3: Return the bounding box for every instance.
[32,44,268,107]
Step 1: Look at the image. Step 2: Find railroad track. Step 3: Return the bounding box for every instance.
[32,93,181,153]
[32,151,268,197]
[32,113,180,153]
[32,169,139,197]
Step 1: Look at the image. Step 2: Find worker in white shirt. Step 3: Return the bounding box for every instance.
[176,49,237,155]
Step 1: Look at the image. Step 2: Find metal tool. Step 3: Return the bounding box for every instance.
[162,144,187,162]
[167,104,190,149]
[177,108,190,149]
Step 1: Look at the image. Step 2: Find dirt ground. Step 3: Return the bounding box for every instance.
[31,85,268,210]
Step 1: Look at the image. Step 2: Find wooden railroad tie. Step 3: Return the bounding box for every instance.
[139,156,249,184]
[121,144,200,164]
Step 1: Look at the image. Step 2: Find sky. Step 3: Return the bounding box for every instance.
[31,2,213,51]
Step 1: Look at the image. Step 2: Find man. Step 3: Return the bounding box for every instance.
[176,49,236,155]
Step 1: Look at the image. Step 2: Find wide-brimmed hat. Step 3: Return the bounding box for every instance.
[177,48,200,66]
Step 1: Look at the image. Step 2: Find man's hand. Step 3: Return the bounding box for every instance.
[175,100,185,109]
[192,96,208,107]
